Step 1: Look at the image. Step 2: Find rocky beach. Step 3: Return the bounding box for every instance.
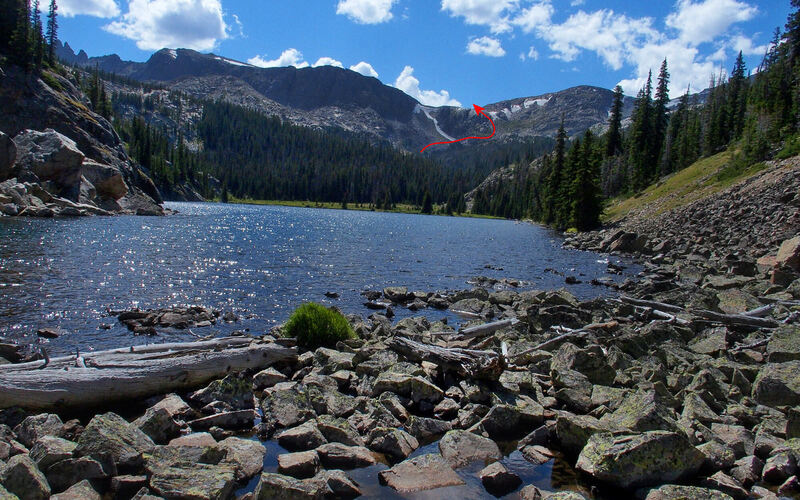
[0,157,799,499]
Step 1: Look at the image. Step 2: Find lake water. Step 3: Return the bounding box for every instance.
[0,202,637,356]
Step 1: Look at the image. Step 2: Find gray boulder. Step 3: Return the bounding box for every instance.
[49,480,101,500]
[277,450,320,479]
[44,457,110,493]
[75,412,155,469]
[133,407,182,445]
[643,484,733,500]
[29,436,76,470]
[368,427,418,460]
[81,160,127,200]
[149,462,237,500]
[190,374,253,410]
[14,413,63,448]
[479,462,522,496]
[276,421,326,451]
[753,361,800,407]
[217,437,265,482]
[378,454,464,493]
[372,371,443,404]
[0,454,50,500]
[13,129,84,200]
[575,431,705,489]
[315,442,376,469]
[438,429,501,468]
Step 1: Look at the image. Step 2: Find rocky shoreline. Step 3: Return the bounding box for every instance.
[1,160,799,499]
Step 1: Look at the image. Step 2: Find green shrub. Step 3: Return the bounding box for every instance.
[40,72,63,92]
[284,302,356,349]
[777,134,800,160]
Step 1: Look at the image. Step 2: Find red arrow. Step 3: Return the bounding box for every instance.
[420,104,496,153]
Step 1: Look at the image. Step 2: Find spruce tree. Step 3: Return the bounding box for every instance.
[627,71,653,191]
[571,130,602,231]
[0,0,20,52]
[727,51,748,140]
[653,59,670,172]
[10,0,32,69]
[45,0,56,64]
[421,190,433,214]
[31,0,44,69]
[606,85,624,158]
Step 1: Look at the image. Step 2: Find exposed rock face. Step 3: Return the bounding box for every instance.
[0,66,162,215]
[753,362,800,407]
[0,131,16,180]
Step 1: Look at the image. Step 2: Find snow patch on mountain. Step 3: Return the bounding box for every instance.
[524,97,551,108]
[415,105,456,141]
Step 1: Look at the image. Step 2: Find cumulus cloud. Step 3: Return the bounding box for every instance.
[59,0,120,18]
[439,0,763,98]
[394,66,461,107]
[441,0,519,33]
[666,0,758,44]
[467,36,506,57]
[350,61,379,78]
[104,0,227,51]
[336,0,397,24]
[542,9,658,70]
[313,57,344,68]
[248,48,309,68]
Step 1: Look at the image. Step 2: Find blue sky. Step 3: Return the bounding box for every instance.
[56,0,792,106]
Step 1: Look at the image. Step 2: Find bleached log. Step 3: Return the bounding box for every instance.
[619,296,683,313]
[509,328,593,362]
[691,309,779,329]
[458,318,519,339]
[0,338,296,411]
[387,336,503,379]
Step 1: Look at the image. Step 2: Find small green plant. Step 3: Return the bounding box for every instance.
[40,71,62,92]
[284,302,356,349]
[777,134,800,160]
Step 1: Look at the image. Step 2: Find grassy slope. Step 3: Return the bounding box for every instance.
[603,151,768,222]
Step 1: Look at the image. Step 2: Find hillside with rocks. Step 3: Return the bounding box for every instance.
[56,44,638,154]
[0,65,163,216]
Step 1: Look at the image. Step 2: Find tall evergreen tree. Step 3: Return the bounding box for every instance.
[605,85,624,158]
[45,0,57,64]
[571,130,603,230]
[10,0,32,69]
[544,119,567,224]
[727,51,748,140]
[31,0,44,68]
[627,71,653,191]
[652,59,670,169]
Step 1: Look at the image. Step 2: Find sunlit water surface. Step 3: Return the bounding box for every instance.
[0,202,637,356]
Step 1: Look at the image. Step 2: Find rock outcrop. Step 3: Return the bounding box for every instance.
[0,66,162,216]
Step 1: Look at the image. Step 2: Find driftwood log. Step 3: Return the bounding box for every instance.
[386,336,503,380]
[0,337,297,411]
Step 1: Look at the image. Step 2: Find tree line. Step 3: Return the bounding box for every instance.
[472,0,800,230]
[0,0,58,71]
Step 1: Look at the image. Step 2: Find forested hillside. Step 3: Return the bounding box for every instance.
[470,0,800,230]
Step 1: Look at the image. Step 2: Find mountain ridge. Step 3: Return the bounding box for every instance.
[55,43,639,153]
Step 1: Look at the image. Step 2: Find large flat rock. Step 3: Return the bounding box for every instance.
[378,453,464,493]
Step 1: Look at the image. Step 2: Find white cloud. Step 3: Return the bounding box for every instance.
[513,2,553,33]
[467,36,506,57]
[350,61,379,78]
[336,0,397,24]
[666,0,758,44]
[104,0,227,51]
[441,0,519,33]
[313,57,344,68]
[729,35,769,57]
[542,10,659,70]
[59,0,120,18]
[248,49,309,68]
[570,0,584,6]
[394,66,461,107]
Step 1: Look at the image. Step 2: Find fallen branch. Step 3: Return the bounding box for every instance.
[690,309,779,329]
[458,318,519,339]
[386,336,503,380]
[0,337,296,411]
[510,328,593,362]
[619,296,683,313]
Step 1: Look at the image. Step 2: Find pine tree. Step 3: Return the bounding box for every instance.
[32,0,46,69]
[571,130,603,230]
[628,71,653,191]
[606,85,624,158]
[10,0,32,69]
[786,0,800,63]
[652,59,670,171]
[727,51,748,140]
[544,119,567,224]
[421,190,433,214]
[45,0,57,64]
[0,0,20,52]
